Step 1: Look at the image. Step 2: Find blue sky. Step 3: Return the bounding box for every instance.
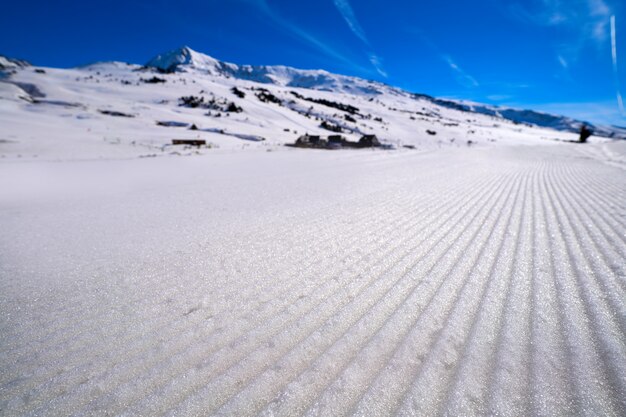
[1,0,624,126]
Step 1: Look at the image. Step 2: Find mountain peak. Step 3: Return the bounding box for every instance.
[145,46,220,73]
[0,55,31,70]
[143,46,388,95]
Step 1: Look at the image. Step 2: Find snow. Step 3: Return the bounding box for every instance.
[0,50,602,163]
[144,46,389,95]
[0,56,29,70]
[1,48,625,416]
[1,144,625,416]
[146,46,222,74]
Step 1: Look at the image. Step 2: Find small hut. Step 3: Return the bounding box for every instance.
[295,134,323,148]
[359,134,381,148]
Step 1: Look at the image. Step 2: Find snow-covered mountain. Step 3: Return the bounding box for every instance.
[146,46,386,95]
[0,55,30,71]
[423,96,625,138]
[0,46,623,161]
[144,47,624,138]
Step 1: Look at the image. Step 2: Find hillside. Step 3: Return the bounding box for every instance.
[1,46,623,161]
[1,46,625,417]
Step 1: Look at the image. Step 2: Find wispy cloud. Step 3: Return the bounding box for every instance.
[589,0,612,43]
[332,0,388,77]
[239,0,369,73]
[368,54,388,77]
[442,55,479,88]
[508,0,611,38]
[507,0,614,67]
[412,32,480,89]
[333,0,369,44]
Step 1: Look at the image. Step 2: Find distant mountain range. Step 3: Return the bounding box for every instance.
[142,46,623,139]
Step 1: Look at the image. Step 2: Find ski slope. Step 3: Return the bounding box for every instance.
[1,140,624,416]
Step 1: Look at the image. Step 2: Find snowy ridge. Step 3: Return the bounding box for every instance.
[146,46,386,95]
[425,96,625,137]
[146,46,623,137]
[0,55,30,70]
[146,46,222,74]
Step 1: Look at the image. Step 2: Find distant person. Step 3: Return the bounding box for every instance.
[579,124,593,143]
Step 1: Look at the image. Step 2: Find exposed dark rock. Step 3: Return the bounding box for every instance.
[141,76,166,84]
[30,99,84,108]
[98,109,135,117]
[179,95,242,113]
[320,121,343,133]
[231,87,246,98]
[179,95,205,108]
[290,91,360,115]
[226,102,243,113]
[172,139,206,146]
[255,90,282,105]
[157,121,190,127]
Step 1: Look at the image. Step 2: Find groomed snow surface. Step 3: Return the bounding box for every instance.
[1,140,625,417]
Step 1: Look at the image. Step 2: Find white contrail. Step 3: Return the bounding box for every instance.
[334,0,369,45]
[611,15,625,116]
[443,55,479,88]
[333,0,388,77]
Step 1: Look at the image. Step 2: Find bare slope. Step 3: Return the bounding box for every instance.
[1,141,624,416]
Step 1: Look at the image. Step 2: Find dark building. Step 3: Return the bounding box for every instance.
[359,135,381,148]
